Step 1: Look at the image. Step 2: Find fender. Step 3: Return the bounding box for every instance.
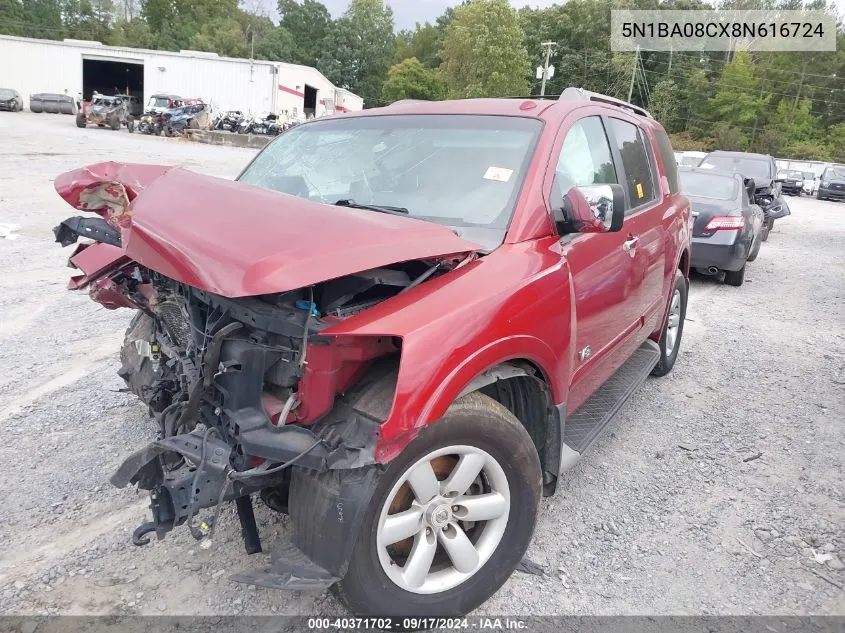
[415,335,562,429]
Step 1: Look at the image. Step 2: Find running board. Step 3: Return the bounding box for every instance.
[562,340,660,466]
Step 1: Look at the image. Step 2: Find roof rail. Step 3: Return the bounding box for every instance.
[559,87,652,119]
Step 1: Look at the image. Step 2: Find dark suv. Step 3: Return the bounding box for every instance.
[52,88,690,616]
[817,165,845,201]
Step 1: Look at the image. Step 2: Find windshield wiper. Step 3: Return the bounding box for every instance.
[334,199,409,216]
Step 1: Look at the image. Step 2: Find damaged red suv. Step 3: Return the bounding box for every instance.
[53,88,690,616]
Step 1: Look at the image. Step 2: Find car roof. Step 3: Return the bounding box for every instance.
[343,96,665,130]
[679,166,742,181]
[704,150,773,161]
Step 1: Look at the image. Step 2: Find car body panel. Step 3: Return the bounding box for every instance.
[55,163,482,298]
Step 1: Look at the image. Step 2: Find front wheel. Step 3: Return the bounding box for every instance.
[651,269,687,377]
[761,219,772,242]
[334,392,541,616]
[127,119,135,133]
[75,113,86,128]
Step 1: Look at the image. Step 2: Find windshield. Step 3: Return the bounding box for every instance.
[238,115,543,248]
[148,96,172,108]
[826,167,845,179]
[92,97,115,106]
[680,171,737,200]
[700,155,772,180]
[679,155,704,167]
[0,89,15,99]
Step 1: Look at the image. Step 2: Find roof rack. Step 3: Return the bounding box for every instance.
[558,87,652,119]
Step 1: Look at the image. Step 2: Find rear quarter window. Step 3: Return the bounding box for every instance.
[653,127,680,194]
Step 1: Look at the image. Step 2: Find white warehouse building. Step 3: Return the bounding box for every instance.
[0,34,364,117]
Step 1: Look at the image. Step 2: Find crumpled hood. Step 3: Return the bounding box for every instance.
[55,162,481,298]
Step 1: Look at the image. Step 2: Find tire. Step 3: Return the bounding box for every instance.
[761,221,771,242]
[651,269,687,377]
[747,232,762,262]
[75,113,86,128]
[127,119,135,133]
[109,114,120,131]
[334,391,542,617]
[816,191,825,200]
[724,264,746,287]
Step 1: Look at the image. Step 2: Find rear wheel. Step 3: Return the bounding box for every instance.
[109,114,120,131]
[651,270,687,377]
[75,113,86,128]
[127,119,135,133]
[724,264,746,287]
[334,392,541,617]
[761,218,772,242]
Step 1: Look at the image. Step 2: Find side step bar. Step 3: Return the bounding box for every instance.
[561,339,660,470]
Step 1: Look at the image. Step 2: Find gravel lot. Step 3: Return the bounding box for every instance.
[0,112,843,619]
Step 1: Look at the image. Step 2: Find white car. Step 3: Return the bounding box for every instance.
[678,151,707,168]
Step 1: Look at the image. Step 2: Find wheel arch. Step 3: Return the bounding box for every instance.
[428,357,563,497]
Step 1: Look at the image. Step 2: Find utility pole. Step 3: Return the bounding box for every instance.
[539,41,557,97]
[750,62,766,148]
[791,60,808,117]
[627,45,640,103]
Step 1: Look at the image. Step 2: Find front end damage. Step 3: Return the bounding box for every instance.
[53,162,480,589]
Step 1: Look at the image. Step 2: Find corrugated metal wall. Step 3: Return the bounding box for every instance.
[0,35,363,115]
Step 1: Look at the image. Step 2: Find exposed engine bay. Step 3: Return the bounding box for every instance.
[100,256,462,547]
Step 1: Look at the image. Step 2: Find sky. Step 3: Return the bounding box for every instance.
[255,0,845,30]
[255,1,560,30]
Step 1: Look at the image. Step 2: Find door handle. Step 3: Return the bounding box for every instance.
[622,236,639,253]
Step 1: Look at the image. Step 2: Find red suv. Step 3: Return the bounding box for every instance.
[53,88,690,616]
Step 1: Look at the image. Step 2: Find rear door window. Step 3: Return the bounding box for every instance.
[608,118,657,208]
[653,128,680,194]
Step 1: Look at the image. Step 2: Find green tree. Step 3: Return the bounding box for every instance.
[826,123,845,163]
[708,51,769,147]
[0,0,27,36]
[649,79,680,130]
[62,0,115,42]
[393,22,442,68]
[317,0,395,107]
[189,16,247,57]
[277,0,331,67]
[440,0,530,99]
[713,123,745,151]
[382,57,446,102]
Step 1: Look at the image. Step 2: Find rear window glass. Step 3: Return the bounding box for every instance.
[680,171,737,200]
[608,118,657,206]
[653,128,680,194]
[700,155,772,180]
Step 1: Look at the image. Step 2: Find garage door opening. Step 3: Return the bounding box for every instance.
[304,84,317,118]
[82,58,143,101]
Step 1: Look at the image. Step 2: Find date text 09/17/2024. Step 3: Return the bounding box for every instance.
[306,617,529,630]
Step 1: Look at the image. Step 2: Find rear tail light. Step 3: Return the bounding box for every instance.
[704,216,745,231]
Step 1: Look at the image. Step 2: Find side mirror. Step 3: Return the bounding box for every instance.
[570,184,626,233]
[744,178,756,199]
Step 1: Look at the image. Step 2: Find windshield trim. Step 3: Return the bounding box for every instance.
[235,113,546,250]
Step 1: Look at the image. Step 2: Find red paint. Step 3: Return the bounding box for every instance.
[278,84,305,98]
[54,97,690,466]
[56,166,481,298]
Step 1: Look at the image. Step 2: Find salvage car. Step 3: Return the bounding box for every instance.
[817,165,845,201]
[778,169,805,196]
[162,100,212,136]
[680,167,763,286]
[52,89,691,616]
[699,150,789,241]
[75,94,135,132]
[0,87,24,111]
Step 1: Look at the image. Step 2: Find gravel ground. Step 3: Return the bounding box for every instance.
[0,112,843,619]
